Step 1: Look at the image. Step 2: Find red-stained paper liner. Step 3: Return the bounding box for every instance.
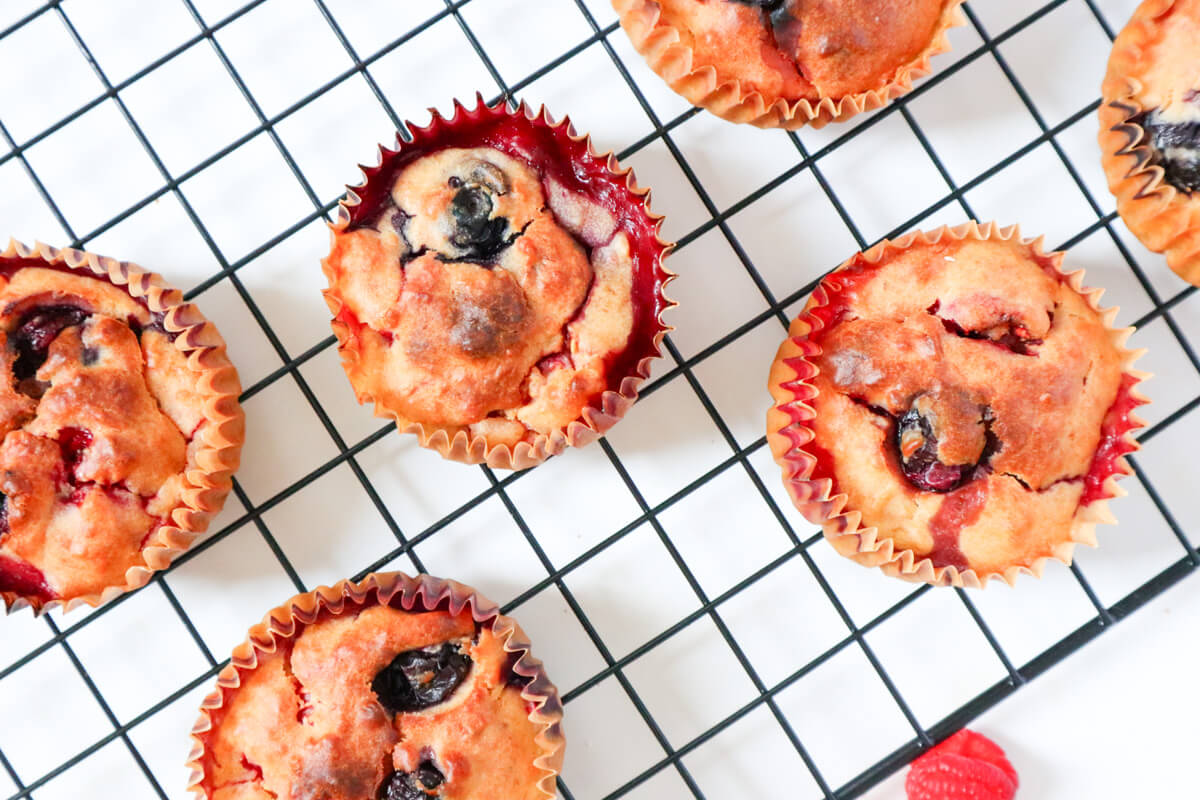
[1099,0,1200,286]
[613,0,966,129]
[766,222,1150,588]
[322,95,674,470]
[0,240,244,615]
[186,572,565,800]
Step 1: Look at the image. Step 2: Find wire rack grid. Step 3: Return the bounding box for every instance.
[0,0,1197,799]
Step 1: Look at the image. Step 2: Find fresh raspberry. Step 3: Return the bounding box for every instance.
[906,730,1018,800]
[930,729,1018,787]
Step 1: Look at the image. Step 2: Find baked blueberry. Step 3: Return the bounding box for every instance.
[1137,109,1200,193]
[895,399,978,493]
[727,0,803,52]
[11,305,89,381]
[728,0,789,25]
[378,760,445,800]
[372,643,472,713]
[445,180,512,262]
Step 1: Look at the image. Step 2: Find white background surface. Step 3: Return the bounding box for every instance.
[0,0,1198,799]
[863,576,1198,800]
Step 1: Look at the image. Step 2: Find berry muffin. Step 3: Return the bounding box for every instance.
[1100,0,1200,286]
[187,572,564,800]
[767,223,1147,587]
[613,0,966,128]
[0,241,243,614]
[322,97,673,470]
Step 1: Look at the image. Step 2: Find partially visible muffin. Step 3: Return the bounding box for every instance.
[189,573,564,800]
[613,0,965,127]
[0,241,243,614]
[767,223,1147,587]
[322,98,672,470]
[1100,0,1200,286]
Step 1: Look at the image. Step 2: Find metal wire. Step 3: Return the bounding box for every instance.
[1,1,1198,799]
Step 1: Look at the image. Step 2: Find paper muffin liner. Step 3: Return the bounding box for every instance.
[0,240,244,615]
[613,0,966,129]
[1099,0,1200,286]
[766,221,1150,588]
[186,571,565,800]
[322,95,674,470]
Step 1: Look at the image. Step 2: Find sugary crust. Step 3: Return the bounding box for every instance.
[187,572,565,800]
[766,222,1149,588]
[1099,0,1200,285]
[613,0,966,128]
[322,97,674,470]
[0,240,244,615]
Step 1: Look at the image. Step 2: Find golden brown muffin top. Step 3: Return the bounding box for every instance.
[652,0,951,100]
[0,264,208,605]
[325,146,638,449]
[802,236,1131,575]
[203,603,548,800]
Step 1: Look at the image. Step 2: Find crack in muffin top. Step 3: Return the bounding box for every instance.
[201,602,547,800]
[326,145,640,449]
[0,264,207,604]
[798,236,1131,574]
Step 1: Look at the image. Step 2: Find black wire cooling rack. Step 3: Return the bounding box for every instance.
[1,1,1198,799]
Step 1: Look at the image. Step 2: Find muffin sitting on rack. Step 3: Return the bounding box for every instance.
[613,0,966,127]
[767,223,1148,587]
[322,97,673,470]
[188,573,564,800]
[0,242,243,614]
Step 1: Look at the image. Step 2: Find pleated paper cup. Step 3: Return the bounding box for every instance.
[613,0,966,129]
[767,222,1149,588]
[0,240,243,615]
[1099,0,1200,286]
[187,571,565,800]
[322,95,674,470]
